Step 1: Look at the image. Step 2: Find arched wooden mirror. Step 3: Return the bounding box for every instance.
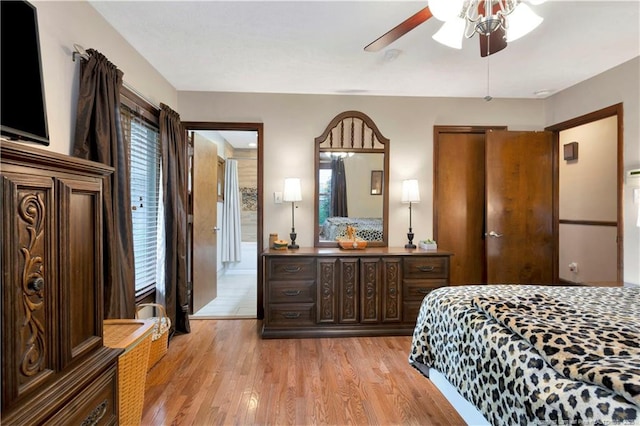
[314,111,389,247]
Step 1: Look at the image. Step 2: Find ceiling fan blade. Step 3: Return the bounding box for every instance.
[364,6,433,52]
[479,26,507,57]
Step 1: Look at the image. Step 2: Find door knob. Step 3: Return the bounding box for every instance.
[487,231,503,238]
[213,226,220,232]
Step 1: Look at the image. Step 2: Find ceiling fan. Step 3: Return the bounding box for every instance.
[364,0,544,57]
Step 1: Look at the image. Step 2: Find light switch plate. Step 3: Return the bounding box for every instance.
[634,188,640,204]
[274,192,283,204]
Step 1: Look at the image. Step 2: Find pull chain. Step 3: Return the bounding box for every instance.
[484,55,492,101]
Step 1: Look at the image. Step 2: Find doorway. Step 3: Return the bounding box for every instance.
[546,104,623,284]
[184,122,264,319]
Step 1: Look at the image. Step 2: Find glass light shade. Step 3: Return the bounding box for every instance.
[401,179,420,203]
[506,3,543,42]
[432,17,466,49]
[283,178,302,202]
[429,0,464,22]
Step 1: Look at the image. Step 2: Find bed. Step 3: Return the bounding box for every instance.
[320,217,383,241]
[409,285,640,425]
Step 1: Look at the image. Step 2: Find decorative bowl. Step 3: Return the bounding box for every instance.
[337,239,367,250]
[273,239,289,250]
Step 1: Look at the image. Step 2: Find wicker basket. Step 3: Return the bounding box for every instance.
[135,303,171,371]
[104,319,154,426]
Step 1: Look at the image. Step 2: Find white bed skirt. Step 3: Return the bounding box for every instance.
[427,367,490,426]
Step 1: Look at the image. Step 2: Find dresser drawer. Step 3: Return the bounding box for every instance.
[403,279,447,301]
[269,280,315,303]
[267,257,315,280]
[403,256,448,279]
[46,364,118,426]
[268,303,315,326]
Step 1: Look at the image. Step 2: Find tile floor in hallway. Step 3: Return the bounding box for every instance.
[191,271,257,318]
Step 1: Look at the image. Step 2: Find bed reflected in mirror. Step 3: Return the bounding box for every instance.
[317,152,384,243]
[314,111,389,247]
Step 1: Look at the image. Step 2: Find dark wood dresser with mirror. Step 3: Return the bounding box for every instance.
[1,141,122,425]
[263,111,455,338]
[262,248,452,338]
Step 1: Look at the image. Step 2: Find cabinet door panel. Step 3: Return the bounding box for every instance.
[381,258,401,322]
[338,258,359,323]
[1,174,57,408]
[360,258,380,323]
[317,259,337,323]
[58,178,103,367]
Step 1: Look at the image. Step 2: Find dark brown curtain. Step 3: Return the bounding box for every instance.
[160,103,190,334]
[331,157,348,217]
[73,49,135,319]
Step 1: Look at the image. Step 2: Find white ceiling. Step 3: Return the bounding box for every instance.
[89,1,640,99]
[197,130,258,149]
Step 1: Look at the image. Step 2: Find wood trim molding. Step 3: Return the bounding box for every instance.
[559,219,617,227]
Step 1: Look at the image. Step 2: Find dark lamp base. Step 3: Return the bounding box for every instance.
[288,231,299,249]
[405,231,415,249]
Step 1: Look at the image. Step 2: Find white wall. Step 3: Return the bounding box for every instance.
[558,116,618,284]
[33,0,177,155]
[177,92,546,249]
[546,57,640,285]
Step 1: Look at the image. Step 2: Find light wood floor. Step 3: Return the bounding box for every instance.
[142,320,465,426]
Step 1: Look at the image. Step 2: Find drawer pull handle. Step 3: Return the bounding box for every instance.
[417,288,431,294]
[417,266,435,272]
[81,399,108,426]
[282,312,301,319]
[283,266,301,273]
[282,290,302,296]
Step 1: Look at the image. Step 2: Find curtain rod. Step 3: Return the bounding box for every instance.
[122,82,161,110]
[227,157,257,160]
[72,44,161,110]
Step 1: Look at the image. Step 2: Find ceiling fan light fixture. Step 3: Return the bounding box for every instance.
[433,17,466,49]
[429,0,464,22]
[506,3,543,41]
[475,15,503,36]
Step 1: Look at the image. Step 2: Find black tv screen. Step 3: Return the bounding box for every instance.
[1,0,50,146]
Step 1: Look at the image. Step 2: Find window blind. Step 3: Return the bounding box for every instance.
[121,104,161,293]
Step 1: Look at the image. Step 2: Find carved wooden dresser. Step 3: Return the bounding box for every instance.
[1,141,122,425]
[262,247,452,338]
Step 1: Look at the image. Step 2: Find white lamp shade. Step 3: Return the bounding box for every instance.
[401,179,420,203]
[432,17,466,49]
[429,0,464,22]
[283,178,302,202]
[506,3,543,42]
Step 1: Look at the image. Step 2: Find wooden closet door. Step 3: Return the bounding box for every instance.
[485,130,554,284]
[434,132,486,285]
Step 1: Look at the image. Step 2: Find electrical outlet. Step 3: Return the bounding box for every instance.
[569,262,578,273]
[274,192,283,204]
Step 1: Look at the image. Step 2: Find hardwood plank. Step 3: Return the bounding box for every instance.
[142,320,466,425]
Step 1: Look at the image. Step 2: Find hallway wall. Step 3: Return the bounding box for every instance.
[235,149,258,242]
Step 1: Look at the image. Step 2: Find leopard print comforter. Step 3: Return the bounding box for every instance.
[409,285,640,425]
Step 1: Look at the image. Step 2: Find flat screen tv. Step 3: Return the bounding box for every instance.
[1,0,50,146]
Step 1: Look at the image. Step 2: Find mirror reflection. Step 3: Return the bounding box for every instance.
[314,110,389,247]
[318,152,384,243]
